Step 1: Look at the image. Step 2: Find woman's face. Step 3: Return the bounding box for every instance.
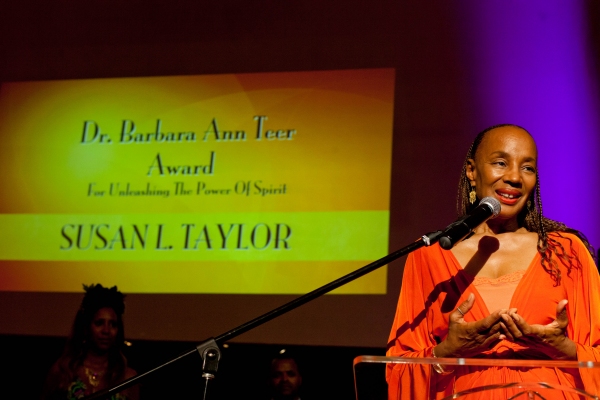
[466,126,537,223]
[89,307,119,352]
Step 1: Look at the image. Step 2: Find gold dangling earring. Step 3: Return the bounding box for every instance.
[527,199,532,210]
[469,187,477,204]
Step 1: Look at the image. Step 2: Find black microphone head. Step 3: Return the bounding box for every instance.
[479,197,501,217]
[439,197,501,250]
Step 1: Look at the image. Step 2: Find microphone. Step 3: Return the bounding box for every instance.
[438,197,501,250]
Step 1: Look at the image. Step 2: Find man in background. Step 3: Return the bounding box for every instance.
[269,352,303,400]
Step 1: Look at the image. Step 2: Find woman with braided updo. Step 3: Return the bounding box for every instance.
[386,125,600,399]
[42,284,139,400]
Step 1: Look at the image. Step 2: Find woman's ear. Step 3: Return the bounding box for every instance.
[466,158,476,185]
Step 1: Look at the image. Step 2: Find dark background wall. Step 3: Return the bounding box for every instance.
[2,333,386,399]
[0,1,478,347]
[1,1,599,399]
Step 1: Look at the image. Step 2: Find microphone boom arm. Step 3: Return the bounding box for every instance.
[81,230,448,400]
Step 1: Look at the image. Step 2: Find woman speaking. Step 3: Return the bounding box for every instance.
[386,124,600,399]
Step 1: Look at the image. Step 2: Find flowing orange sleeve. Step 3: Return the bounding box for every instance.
[386,248,461,399]
[386,251,432,399]
[566,235,600,392]
[386,250,434,399]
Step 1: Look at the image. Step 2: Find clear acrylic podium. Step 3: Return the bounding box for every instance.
[353,355,600,400]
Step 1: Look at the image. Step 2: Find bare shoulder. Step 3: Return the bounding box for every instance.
[124,366,137,379]
[44,359,68,383]
[41,360,66,399]
[121,367,140,400]
[46,360,62,375]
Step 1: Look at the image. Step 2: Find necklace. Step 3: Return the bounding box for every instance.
[84,367,104,390]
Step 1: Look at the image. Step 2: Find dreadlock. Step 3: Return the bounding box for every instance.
[54,284,128,390]
[457,124,596,285]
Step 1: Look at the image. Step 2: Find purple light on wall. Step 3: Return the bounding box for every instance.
[455,1,600,250]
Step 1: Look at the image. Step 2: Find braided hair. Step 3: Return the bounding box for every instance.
[457,124,596,285]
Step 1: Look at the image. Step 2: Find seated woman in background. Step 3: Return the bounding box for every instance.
[386,124,600,399]
[42,284,139,400]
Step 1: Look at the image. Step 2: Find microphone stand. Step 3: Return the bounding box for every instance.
[83,230,444,400]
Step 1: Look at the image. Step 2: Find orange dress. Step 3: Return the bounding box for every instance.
[386,233,600,399]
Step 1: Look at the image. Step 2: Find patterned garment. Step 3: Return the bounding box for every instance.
[67,378,128,400]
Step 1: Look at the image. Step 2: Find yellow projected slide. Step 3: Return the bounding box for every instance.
[0,69,394,294]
